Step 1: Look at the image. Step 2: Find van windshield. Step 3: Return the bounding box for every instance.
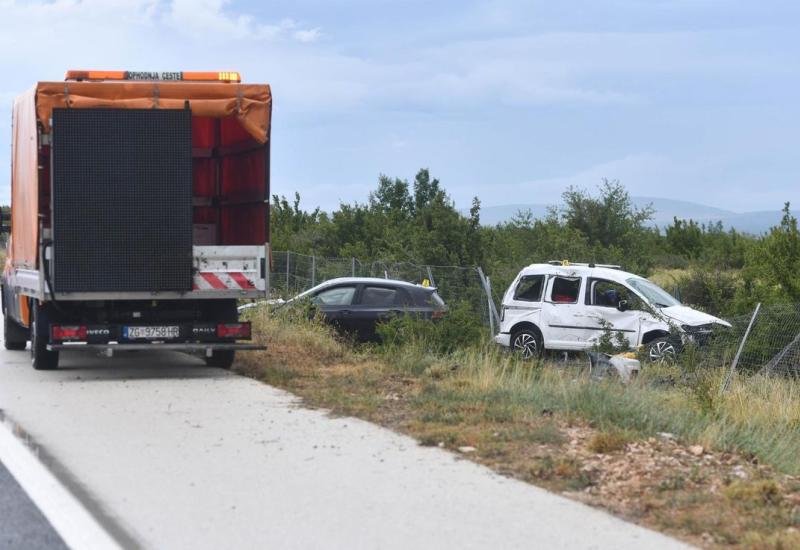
[626,278,681,308]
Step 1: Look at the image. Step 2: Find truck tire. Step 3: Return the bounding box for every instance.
[31,302,59,370]
[204,299,238,369]
[4,313,28,351]
[205,349,236,369]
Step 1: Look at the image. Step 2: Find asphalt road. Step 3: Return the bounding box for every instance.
[0,459,68,550]
[0,330,691,549]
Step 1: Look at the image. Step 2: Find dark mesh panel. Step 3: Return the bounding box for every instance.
[51,109,193,292]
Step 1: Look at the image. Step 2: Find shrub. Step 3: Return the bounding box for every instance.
[673,268,742,317]
[376,300,488,355]
[587,430,629,453]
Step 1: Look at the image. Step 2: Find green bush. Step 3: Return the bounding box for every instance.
[673,268,742,317]
[376,300,488,355]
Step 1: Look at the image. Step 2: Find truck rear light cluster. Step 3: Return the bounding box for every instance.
[52,325,88,342]
[217,323,251,339]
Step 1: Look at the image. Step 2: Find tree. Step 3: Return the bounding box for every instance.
[744,203,800,302]
[557,179,657,272]
[369,175,412,218]
[560,179,654,249]
[665,218,703,259]
[412,168,441,214]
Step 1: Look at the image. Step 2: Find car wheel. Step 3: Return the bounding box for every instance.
[646,337,678,364]
[512,329,542,360]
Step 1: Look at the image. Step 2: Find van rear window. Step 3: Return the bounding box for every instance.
[513,275,544,302]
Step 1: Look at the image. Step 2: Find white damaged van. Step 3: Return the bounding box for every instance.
[494,261,731,361]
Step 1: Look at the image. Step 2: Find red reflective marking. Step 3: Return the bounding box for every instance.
[200,272,227,290]
[229,272,255,289]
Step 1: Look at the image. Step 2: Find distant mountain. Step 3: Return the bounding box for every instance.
[472,196,782,235]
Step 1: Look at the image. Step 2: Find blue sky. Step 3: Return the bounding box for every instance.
[2,0,799,213]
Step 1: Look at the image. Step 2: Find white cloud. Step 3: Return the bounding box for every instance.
[165,0,320,43]
[293,27,322,43]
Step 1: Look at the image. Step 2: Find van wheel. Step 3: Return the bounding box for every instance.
[646,337,678,364]
[31,303,59,370]
[4,313,28,351]
[205,350,235,369]
[512,329,542,360]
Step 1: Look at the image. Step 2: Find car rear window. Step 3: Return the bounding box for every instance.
[362,286,398,306]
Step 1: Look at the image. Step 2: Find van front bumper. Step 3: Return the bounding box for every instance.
[494,332,511,347]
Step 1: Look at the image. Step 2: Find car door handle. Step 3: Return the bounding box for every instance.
[341,310,351,316]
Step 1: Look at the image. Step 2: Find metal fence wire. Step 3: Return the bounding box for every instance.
[672,303,800,379]
[269,251,499,332]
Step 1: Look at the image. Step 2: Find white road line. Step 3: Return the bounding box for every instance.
[0,419,123,550]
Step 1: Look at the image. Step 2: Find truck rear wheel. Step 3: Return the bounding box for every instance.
[203,300,238,369]
[31,303,59,370]
[4,312,29,351]
[205,350,235,369]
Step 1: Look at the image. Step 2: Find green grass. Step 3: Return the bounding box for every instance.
[388,342,800,474]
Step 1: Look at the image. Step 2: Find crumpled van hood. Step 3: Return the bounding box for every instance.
[660,305,732,328]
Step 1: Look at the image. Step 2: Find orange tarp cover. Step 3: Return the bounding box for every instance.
[35,81,271,144]
[11,87,38,269]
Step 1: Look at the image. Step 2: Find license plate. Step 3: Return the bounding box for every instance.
[125,326,180,340]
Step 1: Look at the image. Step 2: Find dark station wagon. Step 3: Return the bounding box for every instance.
[290,277,447,341]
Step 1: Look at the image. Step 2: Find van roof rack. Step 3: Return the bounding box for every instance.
[546,260,622,269]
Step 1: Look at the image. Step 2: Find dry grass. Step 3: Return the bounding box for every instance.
[237,306,800,548]
[587,430,630,454]
[648,268,690,289]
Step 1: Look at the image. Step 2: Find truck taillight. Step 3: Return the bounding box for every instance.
[52,325,87,342]
[217,323,251,339]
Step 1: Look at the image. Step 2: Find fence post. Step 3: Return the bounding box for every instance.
[476,267,500,335]
[426,266,436,287]
[286,251,291,293]
[351,257,356,277]
[311,254,316,287]
[265,242,271,299]
[721,302,761,394]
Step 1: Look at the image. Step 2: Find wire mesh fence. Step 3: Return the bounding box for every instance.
[269,251,500,331]
[676,303,800,379]
[267,252,800,378]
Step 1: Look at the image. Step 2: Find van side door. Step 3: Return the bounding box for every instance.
[583,278,642,349]
[541,275,590,350]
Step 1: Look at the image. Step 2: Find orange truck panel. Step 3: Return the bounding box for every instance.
[11,87,39,270]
